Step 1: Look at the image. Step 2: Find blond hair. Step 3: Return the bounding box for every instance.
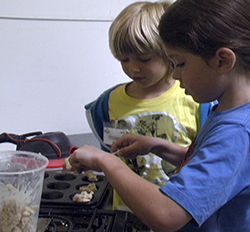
[109,1,172,65]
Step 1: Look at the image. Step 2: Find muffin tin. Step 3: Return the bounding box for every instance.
[41,170,111,209]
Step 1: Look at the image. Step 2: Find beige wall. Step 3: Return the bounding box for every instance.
[1,0,147,138]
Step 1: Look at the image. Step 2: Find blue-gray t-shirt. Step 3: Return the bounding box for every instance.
[161,102,250,232]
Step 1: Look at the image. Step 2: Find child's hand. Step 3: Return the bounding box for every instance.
[68,145,107,173]
[63,156,73,170]
[111,134,155,159]
[63,156,84,174]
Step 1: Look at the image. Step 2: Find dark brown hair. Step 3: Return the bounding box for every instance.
[159,0,250,71]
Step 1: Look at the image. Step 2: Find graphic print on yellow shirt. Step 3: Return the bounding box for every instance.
[111,112,190,181]
[109,82,199,210]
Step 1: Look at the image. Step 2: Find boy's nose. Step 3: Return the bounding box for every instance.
[129,62,141,73]
[130,67,141,73]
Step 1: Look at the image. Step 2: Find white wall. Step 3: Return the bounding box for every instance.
[0,0,156,137]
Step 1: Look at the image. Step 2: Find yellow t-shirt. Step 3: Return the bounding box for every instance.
[109,81,199,211]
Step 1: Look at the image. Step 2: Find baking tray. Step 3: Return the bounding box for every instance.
[40,170,111,209]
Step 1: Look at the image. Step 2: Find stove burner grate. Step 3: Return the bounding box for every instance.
[39,215,73,232]
[39,209,116,232]
[39,208,150,232]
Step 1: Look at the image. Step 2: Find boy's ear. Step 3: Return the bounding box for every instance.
[215,47,236,74]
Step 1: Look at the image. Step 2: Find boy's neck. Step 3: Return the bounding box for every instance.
[126,79,176,99]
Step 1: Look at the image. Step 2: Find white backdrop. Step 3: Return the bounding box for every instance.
[1,0,159,139]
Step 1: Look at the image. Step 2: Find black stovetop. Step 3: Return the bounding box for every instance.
[39,170,150,232]
[39,208,150,232]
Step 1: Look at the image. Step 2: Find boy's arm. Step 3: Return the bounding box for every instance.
[69,146,192,232]
[111,134,187,167]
